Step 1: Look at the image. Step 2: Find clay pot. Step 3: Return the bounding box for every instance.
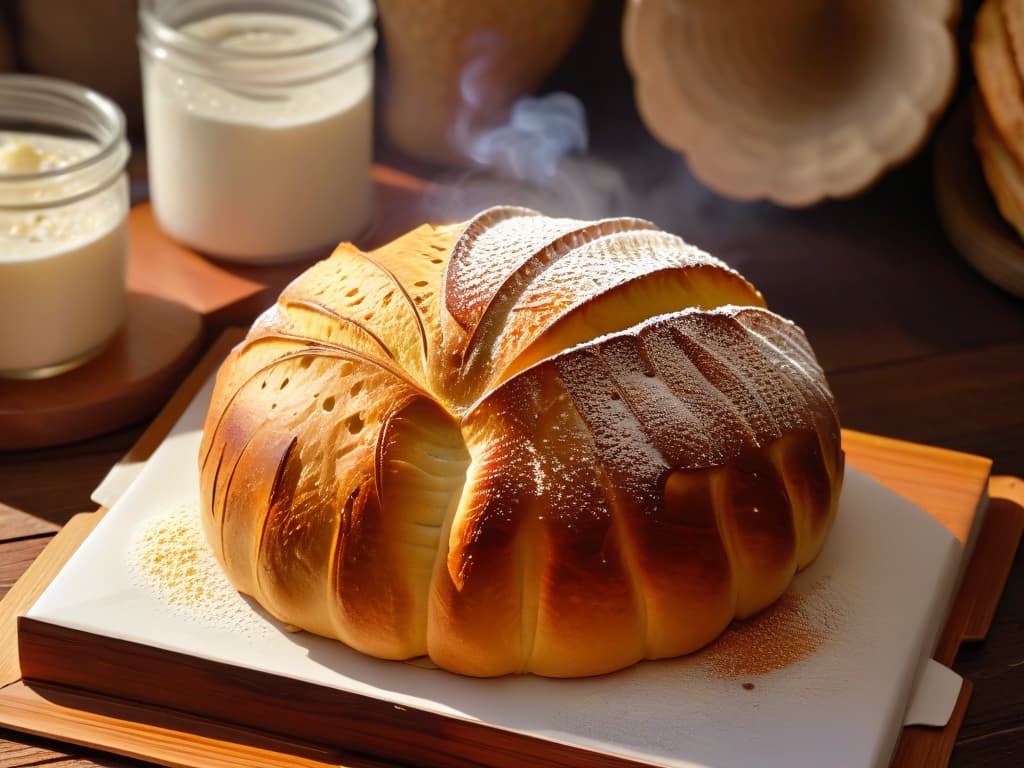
[16,0,143,137]
[378,0,592,165]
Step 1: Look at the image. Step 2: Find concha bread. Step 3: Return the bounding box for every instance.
[199,207,843,678]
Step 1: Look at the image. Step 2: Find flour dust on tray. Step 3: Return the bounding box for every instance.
[128,504,271,639]
[696,576,846,680]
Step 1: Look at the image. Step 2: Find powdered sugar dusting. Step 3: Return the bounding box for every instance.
[670,312,811,442]
[493,230,726,365]
[445,208,582,330]
[553,347,669,504]
[597,334,717,466]
[129,504,271,639]
[482,305,834,473]
[636,319,754,464]
[734,310,836,422]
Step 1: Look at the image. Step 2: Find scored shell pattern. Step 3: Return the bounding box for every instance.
[198,207,844,677]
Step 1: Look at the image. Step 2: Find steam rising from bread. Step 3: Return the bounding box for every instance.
[425,88,628,223]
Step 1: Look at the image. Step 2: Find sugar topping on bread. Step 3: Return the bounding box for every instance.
[199,207,843,677]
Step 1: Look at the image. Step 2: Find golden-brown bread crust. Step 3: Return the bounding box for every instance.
[971,0,1024,239]
[200,208,843,677]
[973,88,1024,240]
[975,0,1024,170]
[1001,0,1024,84]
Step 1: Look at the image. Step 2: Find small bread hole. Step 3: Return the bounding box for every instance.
[300,357,313,369]
[364,312,374,321]
[346,413,364,434]
[350,381,363,396]
[280,377,289,389]
[349,295,365,306]
[414,280,428,287]
[346,287,359,297]
[322,396,336,412]
[430,257,443,264]
[260,380,267,390]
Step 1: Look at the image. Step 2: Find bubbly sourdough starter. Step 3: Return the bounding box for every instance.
[144,12,373,263]
[0,132,127,377]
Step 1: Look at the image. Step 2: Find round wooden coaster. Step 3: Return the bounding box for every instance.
[934,96,1024,299]
[0,292,203,451]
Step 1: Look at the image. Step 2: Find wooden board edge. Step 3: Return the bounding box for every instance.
[890,679,974,768]
[0,679,350,768]
[989,475,1024,507]
[888,477,1024,768]
[933,496,1024,663]
[842,430,993,471]
[16,616,652,768]
[0,511,103,686]
[842,429,992,544]
[961,488,1024,641]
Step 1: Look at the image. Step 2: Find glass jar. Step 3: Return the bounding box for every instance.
[0,75,130,379]
[138,0,377,264]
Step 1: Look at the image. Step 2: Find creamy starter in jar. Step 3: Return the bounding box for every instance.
[141,7,375,263]
[0,131,128,377]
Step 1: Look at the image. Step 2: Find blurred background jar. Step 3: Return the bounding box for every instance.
[12,1,144,138]
[0,75,130,379]
[138,0,377,265]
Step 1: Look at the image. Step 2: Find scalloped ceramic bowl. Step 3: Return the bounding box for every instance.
[623,0,960,206]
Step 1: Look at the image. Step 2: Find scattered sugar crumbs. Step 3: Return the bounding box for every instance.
[697,578,843,680]
[128,504,270,639]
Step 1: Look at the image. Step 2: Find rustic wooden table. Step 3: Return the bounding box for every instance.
[2,4,1023,766]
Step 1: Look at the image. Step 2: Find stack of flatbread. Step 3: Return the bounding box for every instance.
[973,0,1024,239]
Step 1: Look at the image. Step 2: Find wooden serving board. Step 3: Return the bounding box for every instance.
[0,292,203,452]
[0,332,1021,768]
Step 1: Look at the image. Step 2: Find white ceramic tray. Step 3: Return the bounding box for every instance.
[25,371,967,768]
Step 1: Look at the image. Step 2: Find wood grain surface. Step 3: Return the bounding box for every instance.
[0,2,1022,766]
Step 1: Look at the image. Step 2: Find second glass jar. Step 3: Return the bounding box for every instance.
[138,0,377,264]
